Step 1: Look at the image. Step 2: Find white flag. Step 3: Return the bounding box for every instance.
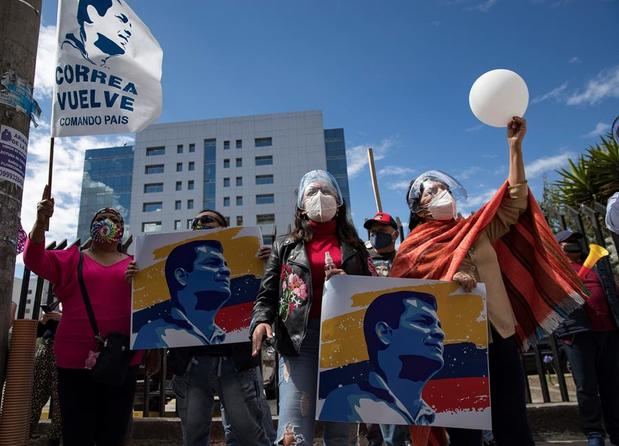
[51,0,162,137]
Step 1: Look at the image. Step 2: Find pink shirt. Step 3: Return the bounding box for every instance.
[23,239,142,369]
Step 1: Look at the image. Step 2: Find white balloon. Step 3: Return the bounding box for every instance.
[469,69,529,128]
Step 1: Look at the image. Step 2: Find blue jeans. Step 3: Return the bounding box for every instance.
[562,330,619,444]
[172,354,275,446]
[379,424,410,445]
[277,320,357,445]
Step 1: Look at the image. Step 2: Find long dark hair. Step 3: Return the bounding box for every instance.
[407,181,424,232]
[290,202,365,251]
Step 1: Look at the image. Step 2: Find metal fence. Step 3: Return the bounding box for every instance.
[15,200,619,413]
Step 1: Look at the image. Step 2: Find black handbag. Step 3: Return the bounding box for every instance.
[77,252,131,387]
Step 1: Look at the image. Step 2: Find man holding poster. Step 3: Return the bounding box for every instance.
[131,209,275,446]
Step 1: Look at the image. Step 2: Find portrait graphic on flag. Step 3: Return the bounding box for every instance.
[317,275,491,430]
[131,227,264,350]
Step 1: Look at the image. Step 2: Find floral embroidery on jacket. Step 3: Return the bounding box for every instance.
[279,264,308,321]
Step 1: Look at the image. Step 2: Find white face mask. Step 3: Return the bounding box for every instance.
[304,191,338,223]
[426,189,457,221]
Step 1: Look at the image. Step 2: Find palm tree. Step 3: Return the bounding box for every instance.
[554,133,619,207]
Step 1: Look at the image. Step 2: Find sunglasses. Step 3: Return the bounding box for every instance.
[192,215,225,229]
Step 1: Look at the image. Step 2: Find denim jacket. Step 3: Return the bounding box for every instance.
[250,236,373,356]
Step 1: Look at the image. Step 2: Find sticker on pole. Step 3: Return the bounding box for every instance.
[0,126,28,189]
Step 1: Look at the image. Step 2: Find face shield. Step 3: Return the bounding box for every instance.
[406,170,468,214]
[296,170,344,210]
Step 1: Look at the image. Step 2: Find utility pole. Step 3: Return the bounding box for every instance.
[0,0,42,385]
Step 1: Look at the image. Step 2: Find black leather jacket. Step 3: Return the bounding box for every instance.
[251,236,373,356]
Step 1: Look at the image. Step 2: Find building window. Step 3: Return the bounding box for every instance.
[256,214,275,225]
[236,176,243,187]
[189,143,195,153]
[187,219,193,229]
[224,197,230,207]
[142,221,162,233]
[187,199,194,209]
[223,177,230,187]
[188,161,195,171]
[175,200,181,210]
[255,155,273,166]
[143,202,162,212]
[176,162,183,172]
[263,235,275,245]
[236,196,243,206]
[256,194,274,205]
[224,159,230,168]
[236,139,242,149]
[224,216,230,226]
[146,146,165,156]
[177,144,183,154]
[145,164,164,174]
[204,139,216,211]
[224,140,230,150]
[174,220,182,230]
[188,180,194,190]
[235,158,242,168]
[144,183,163,193]
[255,137,272,148]
[256,174,274,185]
[176,181,182,191]
[236,216,243,226]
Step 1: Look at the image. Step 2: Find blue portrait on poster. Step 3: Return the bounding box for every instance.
[320,291,445,425]
[133,240,232,349]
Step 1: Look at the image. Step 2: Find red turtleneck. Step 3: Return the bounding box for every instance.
[306,219,341,320]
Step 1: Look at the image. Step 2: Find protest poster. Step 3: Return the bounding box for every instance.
[131,227,263,350]
[317,275,491,430]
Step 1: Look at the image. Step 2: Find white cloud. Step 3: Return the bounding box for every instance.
[346,138,395,178]
[388,180,412,192]
[569,56,582,64]
[19,124,133,256]
[525,152,574,179]
[378,166,415,177]
[472,0,497,11]
[531,82,568,104]
[582,122,610,138]
[567,66,619,106]
[459,188,497,214]
[33,25,57,99]
[455,166,483,181]
[465,124,484,132]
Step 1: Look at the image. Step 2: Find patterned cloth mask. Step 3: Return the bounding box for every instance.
[90,218,123,244]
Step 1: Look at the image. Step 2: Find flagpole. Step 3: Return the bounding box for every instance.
[44,136,54,231]
[367,147,383,212]
[47,137,54,193]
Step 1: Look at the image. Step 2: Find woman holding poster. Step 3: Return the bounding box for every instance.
[23,186,150,446]
[251,170,374,446]
[391,117,586,446]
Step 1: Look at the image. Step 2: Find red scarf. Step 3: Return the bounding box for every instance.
[391,182,586,349]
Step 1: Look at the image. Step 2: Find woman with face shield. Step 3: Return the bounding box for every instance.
[23,186,153,446]
[391,118,587,446]
[251,170,374,445]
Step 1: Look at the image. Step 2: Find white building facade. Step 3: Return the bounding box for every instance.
[130,111,350,242]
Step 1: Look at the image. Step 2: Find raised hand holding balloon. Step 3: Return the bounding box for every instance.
[469,69,529,127]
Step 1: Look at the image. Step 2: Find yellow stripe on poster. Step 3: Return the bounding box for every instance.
[133,228,263,311]
[320,282,487,369]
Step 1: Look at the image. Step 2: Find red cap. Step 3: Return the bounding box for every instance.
[364,212,398,230]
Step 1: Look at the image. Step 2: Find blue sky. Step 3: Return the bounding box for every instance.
[21,0,619,254]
